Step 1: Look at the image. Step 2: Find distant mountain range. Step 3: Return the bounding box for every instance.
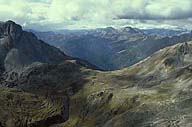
[1,21,192,127]
[31,27,192,70]
[142,28,189,37]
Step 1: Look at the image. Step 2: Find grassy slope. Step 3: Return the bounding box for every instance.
[0,86,68,127]
[62,41,192,127]
[1,42,192,127]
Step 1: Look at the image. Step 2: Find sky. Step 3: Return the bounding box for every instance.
[0,0,192,31]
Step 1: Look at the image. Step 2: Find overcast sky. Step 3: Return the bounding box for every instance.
[0,0,192,31]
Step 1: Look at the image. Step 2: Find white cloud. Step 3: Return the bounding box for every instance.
[0,0,192,30]
[112,0,192,19]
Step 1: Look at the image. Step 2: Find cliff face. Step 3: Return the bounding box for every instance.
[0,21,68,72]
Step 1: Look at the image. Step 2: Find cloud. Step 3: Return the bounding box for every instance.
[0,0,49,25]
[0,0,191,30]
[113,0,192,20]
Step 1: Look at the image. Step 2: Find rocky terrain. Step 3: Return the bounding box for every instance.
[1,21,192,127]
[0,21,70,72]
[0,21,96,127]
[33,27,192,70]
[55,41,192,127]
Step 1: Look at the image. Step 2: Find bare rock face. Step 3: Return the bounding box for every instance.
[0,20,22,49]
[1,20,22,39]
[0,21,68,72]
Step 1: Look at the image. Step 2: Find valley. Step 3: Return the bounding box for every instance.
[32,27,192,70]
[0,21,192,127]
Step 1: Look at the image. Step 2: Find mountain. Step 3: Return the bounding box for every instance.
[2,38,192,126]
[0,21,70,72]
[142,28,189,37]
[1,20,192,127]
[56,41,192,127]
[0,21,99,127]
[32,27,192,70]
[0,21,192,127]
[0,59,95,127]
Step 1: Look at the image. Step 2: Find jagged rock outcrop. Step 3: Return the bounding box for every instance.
[0,20,22,49]
[0,21,68,72]
[28,97,70,127]
[81,91,113,118]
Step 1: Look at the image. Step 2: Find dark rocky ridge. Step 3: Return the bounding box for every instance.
[0,20,69,72]
[0,59,95,127]
[0,21,71,127]
[0,21,98,127]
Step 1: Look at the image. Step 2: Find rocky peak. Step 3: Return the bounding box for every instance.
[0,20,71,72]
[105,27,116,32]
[177,42,190,55]
[122,26,134,31]
[1,20,22,40]
[121,26,143,34]
[0,21,23,49]
[94,27,117,34]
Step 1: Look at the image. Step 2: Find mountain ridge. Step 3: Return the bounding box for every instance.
[0,21,100,127]
[1,21,192,127]
[0,21,71,72]
[32,27,192,70]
